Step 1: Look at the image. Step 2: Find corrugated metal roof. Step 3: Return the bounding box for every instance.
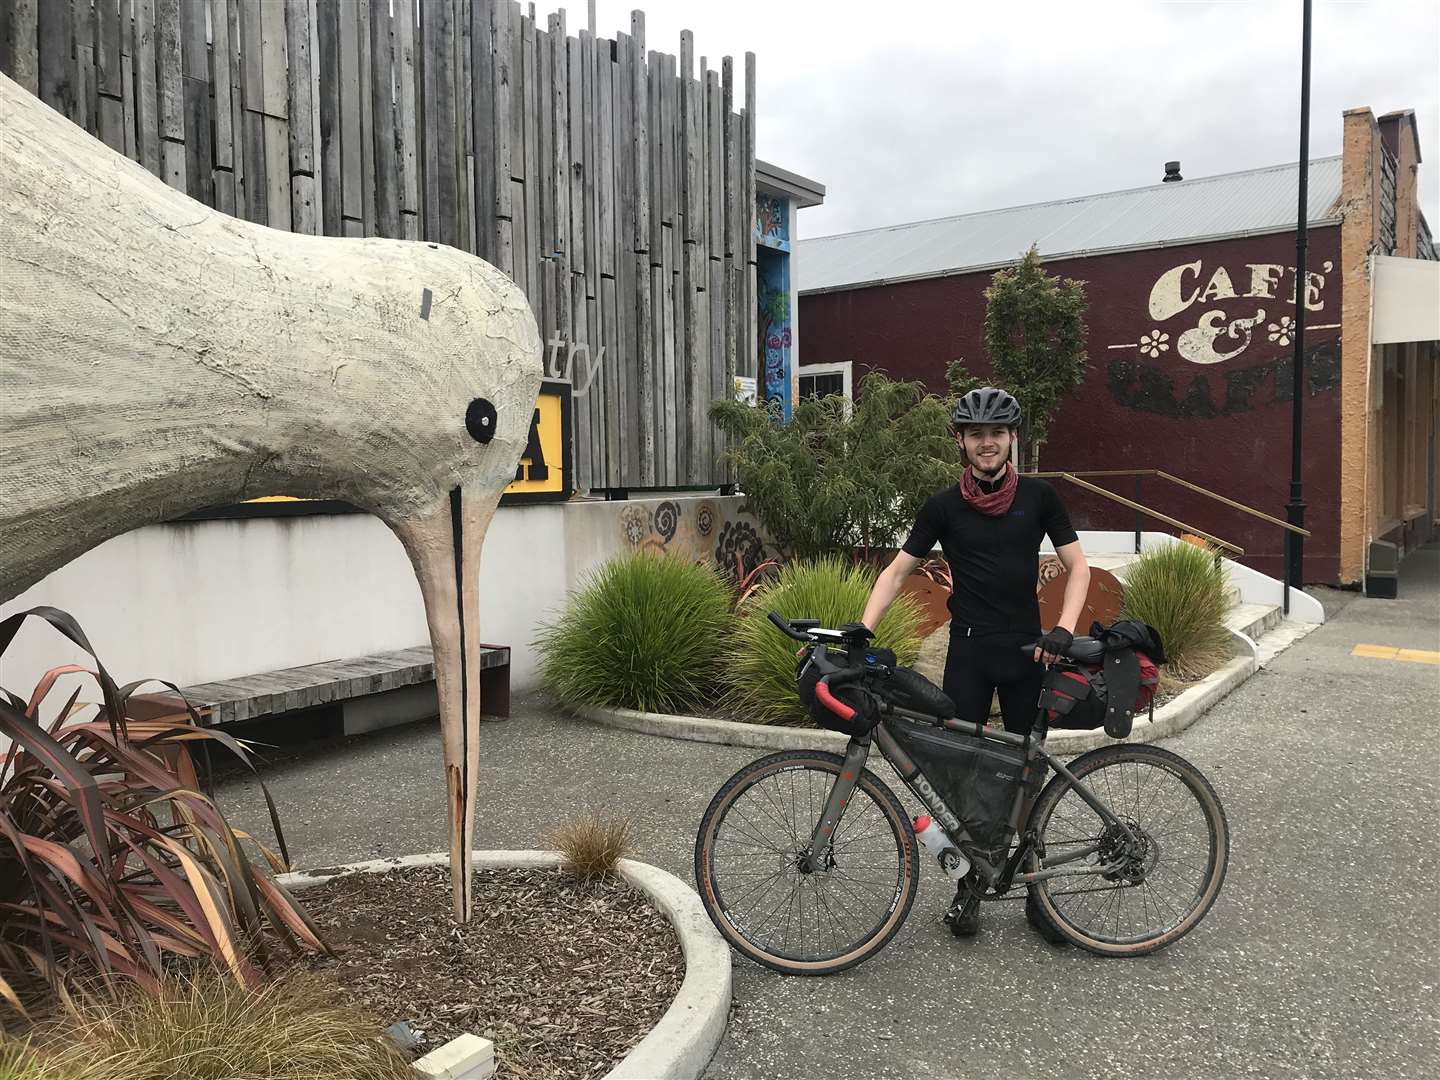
[797,158,1344,294]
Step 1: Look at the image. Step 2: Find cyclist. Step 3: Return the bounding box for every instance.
[860,386,1090,942]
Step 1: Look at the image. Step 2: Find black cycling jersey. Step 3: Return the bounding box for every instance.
[901,476,1078,634]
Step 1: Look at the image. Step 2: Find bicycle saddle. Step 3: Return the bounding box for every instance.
[1064,636,1105,664]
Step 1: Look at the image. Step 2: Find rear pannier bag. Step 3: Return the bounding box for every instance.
[886,718,1026,871]
[1041,652,1161,738]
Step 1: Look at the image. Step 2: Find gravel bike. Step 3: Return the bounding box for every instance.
[694,614,1230,975]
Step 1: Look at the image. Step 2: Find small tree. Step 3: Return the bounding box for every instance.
[979,245,1089,470]
[945,359,984,398]
[711,372,962,562]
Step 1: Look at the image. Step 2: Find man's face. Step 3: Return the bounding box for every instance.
[958,424,1013,475]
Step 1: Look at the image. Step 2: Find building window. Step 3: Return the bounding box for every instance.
[798,361,853,404]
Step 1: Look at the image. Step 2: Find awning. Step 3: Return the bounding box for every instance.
[1372,255,1440,344]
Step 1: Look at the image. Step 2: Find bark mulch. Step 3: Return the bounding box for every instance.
[300,864,685,1080]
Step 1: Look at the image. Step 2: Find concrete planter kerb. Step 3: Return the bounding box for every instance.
[278,850,730,1080]
[573,625,1267,755]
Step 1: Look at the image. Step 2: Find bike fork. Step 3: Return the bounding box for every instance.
[799,737,872,872]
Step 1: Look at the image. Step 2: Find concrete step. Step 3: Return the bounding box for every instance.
[1227,601,1284,641]
[1252,619,1321,668]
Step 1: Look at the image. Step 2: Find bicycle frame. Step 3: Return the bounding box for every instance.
[803,701,1141,893]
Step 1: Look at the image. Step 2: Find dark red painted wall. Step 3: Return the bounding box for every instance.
[800,229,1345,581]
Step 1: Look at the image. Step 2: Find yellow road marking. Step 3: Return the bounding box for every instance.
[1395,648,1440,665]
[1351,644,1440,665]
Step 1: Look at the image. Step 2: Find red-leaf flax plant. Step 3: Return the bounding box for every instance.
[0,606,329,1024]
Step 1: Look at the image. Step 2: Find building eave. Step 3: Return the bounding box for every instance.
[798,220,1343,297]
[756,158,826,208]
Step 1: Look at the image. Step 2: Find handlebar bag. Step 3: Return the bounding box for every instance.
[796,654,881,737]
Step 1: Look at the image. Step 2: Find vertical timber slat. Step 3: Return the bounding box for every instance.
[395,0,420,239]
[179,0,212,205]
[2,0,39,95]
[132,0,160,176]
[286,0,316,233]
[368,0,397,237]
[316,0,342,235]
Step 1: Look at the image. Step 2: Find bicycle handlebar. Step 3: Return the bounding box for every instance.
[768,612,873,645]
[767,611,812,641]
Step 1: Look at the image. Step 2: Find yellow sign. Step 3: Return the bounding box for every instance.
[503,381,572,503]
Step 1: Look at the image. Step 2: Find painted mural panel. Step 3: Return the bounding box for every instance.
[758,247,793,419]
[756,193,791,251]
[611,496,777,576]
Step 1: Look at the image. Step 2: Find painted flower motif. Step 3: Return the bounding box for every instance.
[1267,316,1294,346]
[1139,330,1170,358]
[619,504,651,547]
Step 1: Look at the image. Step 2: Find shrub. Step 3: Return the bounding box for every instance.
[21,967,412,1080]
[545,811,634,882]
[710,372,962,561]
[0,608,327,1022]
[1121,541,1234,685]
[722,558,924,725]
[534,551,732,713]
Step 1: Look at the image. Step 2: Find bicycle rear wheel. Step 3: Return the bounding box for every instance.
[1029,743,1229,956]
[694,750,918,976]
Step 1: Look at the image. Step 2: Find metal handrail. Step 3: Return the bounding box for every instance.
[1023,469,1311,537]
[1033,473,1245,556]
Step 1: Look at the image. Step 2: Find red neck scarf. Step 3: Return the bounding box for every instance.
[960,462,1019,516]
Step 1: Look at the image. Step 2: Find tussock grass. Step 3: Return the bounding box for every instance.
[545,811,635,882]
[1122,541,1235,687]
[0,1037,85,1080]
[722,557,923,726]
[18,968,411,1080]
[534,551,732,714]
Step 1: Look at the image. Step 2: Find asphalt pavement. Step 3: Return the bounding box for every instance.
[219,543,1440,1080]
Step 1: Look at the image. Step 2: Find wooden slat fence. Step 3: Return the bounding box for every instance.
[0,0,758,492]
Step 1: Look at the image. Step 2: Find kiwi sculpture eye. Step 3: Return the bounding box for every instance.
[466,398,498,444]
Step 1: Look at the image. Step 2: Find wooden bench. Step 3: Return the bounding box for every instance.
[139,645,510,731]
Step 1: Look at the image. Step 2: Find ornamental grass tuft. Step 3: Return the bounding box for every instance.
[1121,540,1235,687]
[13,968,412,1080]
[722,557,923,726]
[545,810,634,882]
[534,550,732,714]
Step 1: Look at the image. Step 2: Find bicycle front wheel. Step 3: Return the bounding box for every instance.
[1029,743,1229,956]
[694,750,918,976]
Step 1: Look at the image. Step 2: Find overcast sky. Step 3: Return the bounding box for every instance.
[588,0,1439,238]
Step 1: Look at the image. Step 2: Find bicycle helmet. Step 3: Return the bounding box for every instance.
[950,386,1022,431]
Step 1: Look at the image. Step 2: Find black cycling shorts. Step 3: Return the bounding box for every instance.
[942,628,1043,736]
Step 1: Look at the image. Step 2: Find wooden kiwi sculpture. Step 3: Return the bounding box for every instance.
[0,74,545,922]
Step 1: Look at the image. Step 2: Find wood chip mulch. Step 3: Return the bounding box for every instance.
[300,865,684,1080]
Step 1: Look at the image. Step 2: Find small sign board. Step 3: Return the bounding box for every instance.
[501,380,573,504]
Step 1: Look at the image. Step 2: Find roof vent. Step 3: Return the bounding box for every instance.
[1163,161,1183,183]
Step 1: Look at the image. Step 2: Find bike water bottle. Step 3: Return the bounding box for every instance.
[913,815,971,882]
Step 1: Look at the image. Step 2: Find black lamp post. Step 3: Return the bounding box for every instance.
[1284,0,1313,615]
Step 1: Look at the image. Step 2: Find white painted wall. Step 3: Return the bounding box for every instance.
[0,496,735,704]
